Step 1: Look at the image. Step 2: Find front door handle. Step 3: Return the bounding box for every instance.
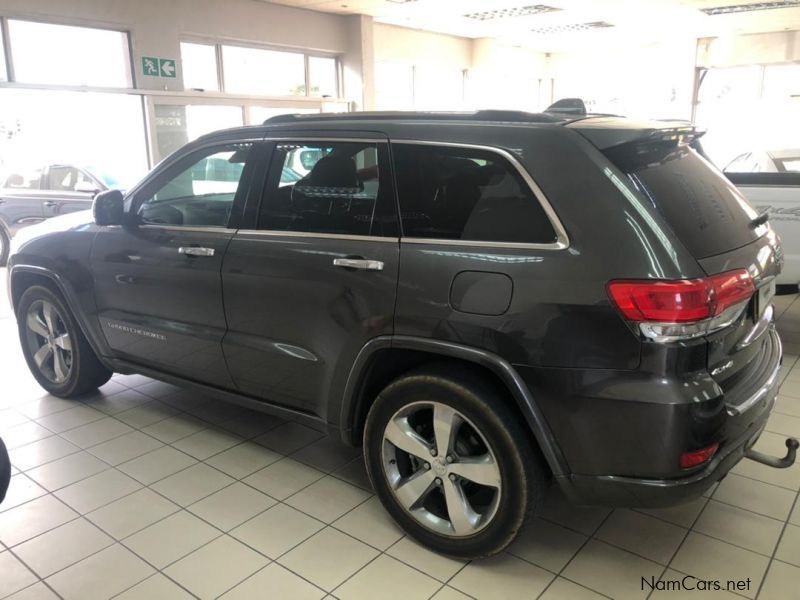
[178,246,215,257]
[43,200,57,207]
[332,258,384,271]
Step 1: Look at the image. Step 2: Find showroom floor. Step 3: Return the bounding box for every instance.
[0,274,799,600]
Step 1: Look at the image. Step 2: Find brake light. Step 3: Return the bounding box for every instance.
[607,269,754,342]
[680,443,719,469]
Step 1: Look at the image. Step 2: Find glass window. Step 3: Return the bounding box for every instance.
[260,142,382,236]
[608,145,760,259]
[153,104,244,162]
[138,144,252,228]
[0,89,147,188]
[46,166,97,192]
[392,144,556,244]
[181,42,219,91]
[222,45,305,96]
[308,56,337,97]
[2,168,42,189]
[8,20,131,87]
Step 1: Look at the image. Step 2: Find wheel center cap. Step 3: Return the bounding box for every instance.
[432,458,448,476]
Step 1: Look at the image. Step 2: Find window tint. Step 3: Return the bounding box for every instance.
[392,144,556,244]
[611,146,761,259]
[259,142,387,236]
[138,144,251,227]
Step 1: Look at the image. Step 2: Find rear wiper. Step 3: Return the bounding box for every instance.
[750,209,769,229]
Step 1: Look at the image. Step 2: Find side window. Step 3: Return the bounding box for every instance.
[392,144,556,244]
[259,141,386,236]
[138,143,252,227]
[3,168,42,190]
[48,166,81,191]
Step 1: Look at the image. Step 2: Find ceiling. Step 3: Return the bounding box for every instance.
[265,0,800,50]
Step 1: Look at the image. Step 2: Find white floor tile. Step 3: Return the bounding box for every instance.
[45,543,155,600]
[164,535,268,600]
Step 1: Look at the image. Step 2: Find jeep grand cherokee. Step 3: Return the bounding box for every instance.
[7,110,798,559]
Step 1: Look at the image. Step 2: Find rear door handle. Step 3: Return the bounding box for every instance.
[332,258,384,271]
[178,246,215,257]
[43,201,57,207]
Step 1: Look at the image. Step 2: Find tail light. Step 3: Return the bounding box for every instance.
[608,269,754,342]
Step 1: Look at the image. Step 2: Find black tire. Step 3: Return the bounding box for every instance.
[17,285,112,397]
[364,363,548,559]
[0,227,9,266]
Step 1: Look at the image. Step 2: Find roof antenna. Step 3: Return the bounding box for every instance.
[545,98,588,116]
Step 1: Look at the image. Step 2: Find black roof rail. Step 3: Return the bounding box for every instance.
[262,110,568,126]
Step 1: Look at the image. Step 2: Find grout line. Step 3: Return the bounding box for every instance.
[753,485,800,599]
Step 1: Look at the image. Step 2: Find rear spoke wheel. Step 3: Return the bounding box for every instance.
[381,400,502,538]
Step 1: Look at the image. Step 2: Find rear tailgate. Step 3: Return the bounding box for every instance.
[575,120,783,406]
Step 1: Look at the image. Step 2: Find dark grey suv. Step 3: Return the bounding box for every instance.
[7,111,798,559]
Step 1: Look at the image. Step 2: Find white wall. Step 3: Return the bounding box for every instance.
[0,0,359,96]
[374,23,472,69]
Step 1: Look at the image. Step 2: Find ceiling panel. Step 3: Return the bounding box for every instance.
[265,0,800,48]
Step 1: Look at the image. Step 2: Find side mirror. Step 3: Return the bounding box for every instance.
[75,180,100,194]
[93,189,125,226]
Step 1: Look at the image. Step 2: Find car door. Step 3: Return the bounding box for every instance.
[41,165,100,217]
[91,138,265,388]
[221,134,399,417]
[0,167,46,236]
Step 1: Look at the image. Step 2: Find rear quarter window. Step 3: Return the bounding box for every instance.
[392,143,557,245]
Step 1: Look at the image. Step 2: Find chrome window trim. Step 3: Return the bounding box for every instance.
[235,230,398,243]
[139,224,238,234]
[391,139,569,251]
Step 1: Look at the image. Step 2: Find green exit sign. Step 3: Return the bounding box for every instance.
[142,56,176,78]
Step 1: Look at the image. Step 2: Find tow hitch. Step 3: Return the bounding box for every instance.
[744,437,799,469]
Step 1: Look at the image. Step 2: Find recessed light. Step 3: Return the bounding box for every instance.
[701,1,800,15]
[530,21,614,34]
[464,4,561,20]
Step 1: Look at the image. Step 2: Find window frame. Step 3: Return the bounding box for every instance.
[390,140,569,250]
[247,136,398,240]
[129,138,261,231]
[4,17,133,88]
[180,37,341,100]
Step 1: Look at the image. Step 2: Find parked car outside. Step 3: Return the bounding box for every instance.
[723,150,800,292]
[0,164,121,265]
[6,111,797,558]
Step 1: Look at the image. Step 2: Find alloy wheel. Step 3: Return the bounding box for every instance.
[24,300,73,384]
[381,401,502,537]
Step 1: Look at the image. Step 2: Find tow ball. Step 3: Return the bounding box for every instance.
[744,437,799,469]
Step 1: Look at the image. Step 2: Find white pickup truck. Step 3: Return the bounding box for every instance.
[724,151,800,293]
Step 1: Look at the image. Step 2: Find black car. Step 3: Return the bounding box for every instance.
[7,111,798,559]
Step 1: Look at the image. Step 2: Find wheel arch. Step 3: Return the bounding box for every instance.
[9,265,112,368]
[339,335,569,477]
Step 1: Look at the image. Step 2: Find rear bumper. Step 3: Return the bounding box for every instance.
[556,330,782,507]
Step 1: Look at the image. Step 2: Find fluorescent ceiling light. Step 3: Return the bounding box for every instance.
[530,21,614,34]
[464,4,561,21]
[701,1,800,15]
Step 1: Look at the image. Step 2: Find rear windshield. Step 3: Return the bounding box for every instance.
[606,145,762,258]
